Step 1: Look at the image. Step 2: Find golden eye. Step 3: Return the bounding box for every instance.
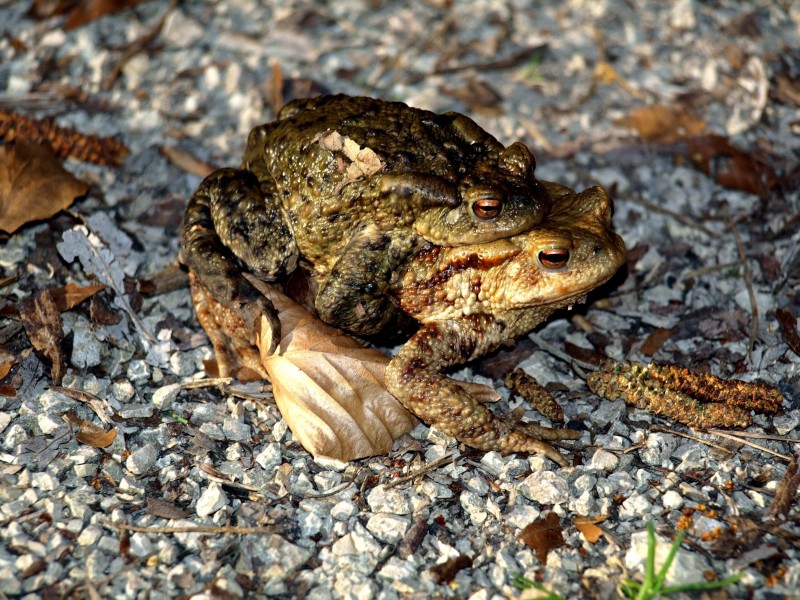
[538,247,570,269]
[472,198,502,220]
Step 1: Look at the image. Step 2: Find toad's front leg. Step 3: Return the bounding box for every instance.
[384,315,579,466]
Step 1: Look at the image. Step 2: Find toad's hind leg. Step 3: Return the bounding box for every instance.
[314,226,418,336]
[181,168,298,353]
[385,317,580,466]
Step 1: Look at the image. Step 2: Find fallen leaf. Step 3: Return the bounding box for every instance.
[518,512,565,564]
[160,146,215,178]
[248,279,417,461]
[0,360,11,380]
[640,326,677,356]
[686,134,777,199]
[615,104,706,144]
[0,142,88,234]
[30,0,150,29]
[146,498,190,520]
[64,411,118,448]
[429,555,472,584]
[776,309,800,358]
[19,289,66,385]
[765,451,799,522]
[574,515,606,543]
[50,282,106,312]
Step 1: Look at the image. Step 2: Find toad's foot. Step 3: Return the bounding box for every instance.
[385,318,579,467]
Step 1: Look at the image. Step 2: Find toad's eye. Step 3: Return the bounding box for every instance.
[538,247,570,270]
[472,198,502,220]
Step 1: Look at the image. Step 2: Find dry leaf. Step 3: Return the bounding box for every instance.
[765,452,799,522]
[428,555,472,584]
[776,309,800,358]
[145,498,190,520]
[29,0,150,30]
[247,278,417,461]
[64,411,118,448]
[0,360,11,380]
[51,282,106,312]
[640,326,677,356]
[160,146,215,178]
[615,104,706,144]
[518,512,565,564]
[574,515,606,543]
[686,134,776,199]
[0,142,88,233]
[19,289,66,385]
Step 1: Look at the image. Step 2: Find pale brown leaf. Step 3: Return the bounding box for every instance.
[0,142,88,233]
[145,498,190,520]
[247,278,417,461]
[574,515,605,543]
[159,146,215,178]
[313,130,384,183]
[64,411,118,448]
[615,104,706,144]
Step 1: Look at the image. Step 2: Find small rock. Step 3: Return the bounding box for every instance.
[30,472,59,491]
[366,513,409,544]
[222,418,251,442]
[196,483,227,518]
[640,433,677,466]
[661,490,684,510]
[460,490,488,524]
[152,383,181,410]
[625,528,710,586]
[520,471,569,505]
[367,485,412,515]
[255,443,283,471]
[125,443,158,475]
[590,449,619,471]
[620,494,654,518]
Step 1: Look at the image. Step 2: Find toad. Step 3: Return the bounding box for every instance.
[386,182,625,463]
[181,95,552,348]
[185,171,625,463]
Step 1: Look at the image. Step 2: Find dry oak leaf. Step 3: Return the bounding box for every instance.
[247,278,417,461]
[518,512,565,564]
[0,142,88,233]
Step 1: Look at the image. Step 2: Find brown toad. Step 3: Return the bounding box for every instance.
[386,182,625,463]
[186,177,625,464]
[181,95,552,346]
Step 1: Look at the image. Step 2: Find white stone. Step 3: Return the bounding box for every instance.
[661,490,684,510]
[590,449,619,471]
[196,483,227,518]
[625,528,710,587]
[152,383,181,410]
[520,471,569,505]
[366,513,409,545]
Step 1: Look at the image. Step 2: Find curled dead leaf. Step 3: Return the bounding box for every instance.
[246,277,417,461]
[64,411,117,448]
[0,142,88,233]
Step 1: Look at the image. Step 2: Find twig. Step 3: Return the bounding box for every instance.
[383,452,460,489]
[708,429,800,444]
[100,518,276,535]
[650,426,735,455]
[724,205,758,360]
[706,430,793,462]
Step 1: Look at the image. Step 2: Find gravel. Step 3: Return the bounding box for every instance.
[1,1,799,599]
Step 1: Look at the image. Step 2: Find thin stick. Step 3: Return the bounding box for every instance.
[650,426,734,455]
[100,519,275,535]
[383,452,459,489]
[707,429,800,444]
[707,430,793,462]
